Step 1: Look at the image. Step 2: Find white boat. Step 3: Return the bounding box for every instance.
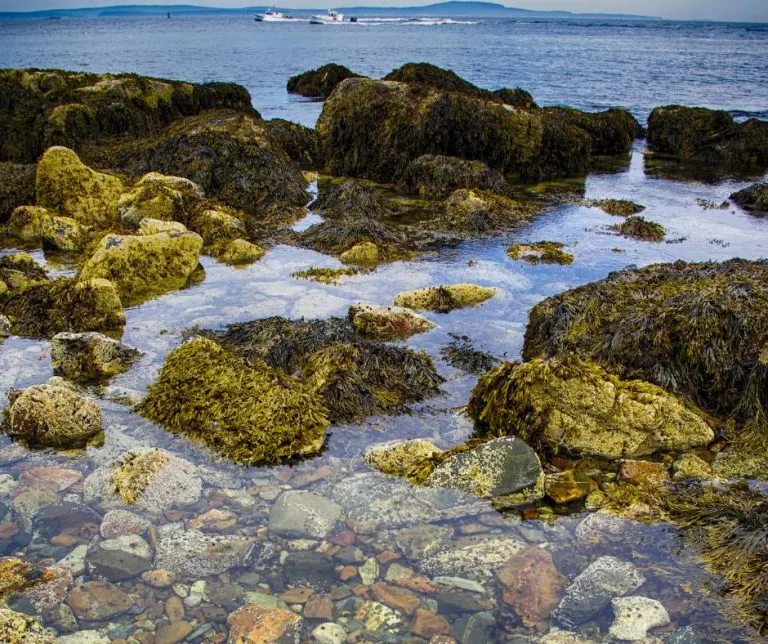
[310,9,348,24]
[255,8,300,22]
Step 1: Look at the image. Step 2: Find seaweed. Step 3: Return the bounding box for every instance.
[440,334,498,374]
[400,154,509,198]
[615,216,666,241]
[394,284,495,313]
[585,198,645,216]
[292,266,364,284]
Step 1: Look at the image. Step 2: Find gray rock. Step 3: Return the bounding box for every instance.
[425,437,544,507]
[51,332,142,382]
[87,534,153,581]
[417,536,525,579]
[609,596,670,641]
[454,611,496,644]
[663,626,700,644]
[283,551,336,591]
[100,509,151,539]
[394,524,454,560]
[269,490,342,539]
[56,544,89,577]
[575,511,631,544]
[58,630,111,644]
[312,622,346,644]
[553,556,645,629]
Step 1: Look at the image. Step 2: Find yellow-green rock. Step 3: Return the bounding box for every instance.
[0,253,48,294]
[118,172,204,227]
[363,439,442,477]
[0,608,55,644]
[394,283,495,313]
[137,217,188,235]
[340,241,380,267]
[78,231,202,305]
[5,206,85,251]
[349,303,435,341]
[507,241,574,265]
[216,238,265,265]
[191,208,246,246]
[35,146,124,226]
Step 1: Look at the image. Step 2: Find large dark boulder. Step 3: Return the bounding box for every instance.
[286,63,362,99]
[383,62,487,98]
[0,69,254,164]
[317,77,590,184]
[730,182,768,214]
[544,107,643,155]
[647,106,768,173]
[492,87,538,110]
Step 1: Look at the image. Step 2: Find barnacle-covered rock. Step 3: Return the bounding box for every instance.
[394,283,495,312]
[349,304,435,341]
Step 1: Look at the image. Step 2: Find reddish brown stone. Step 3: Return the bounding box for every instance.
[304,594,334,620]
[329,529,356,546]
[280,587,314,604]
[619,460,670,485]
[67,581,133,620]
[410,608,452,638]
[376,550,400,565]
[371,582,421,615]
[339,565,358,581]
[545,470,594,504]
[497,547,564,627]
[0,520,20,539]
[227,604,302,642]
[290,465,335,488]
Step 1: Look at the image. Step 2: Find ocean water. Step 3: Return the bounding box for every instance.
[1,14,768,644]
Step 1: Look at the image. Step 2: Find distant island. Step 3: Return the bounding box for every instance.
[0,2,659,21]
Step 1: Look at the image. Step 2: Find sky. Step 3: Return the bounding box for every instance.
[0,0,766,22]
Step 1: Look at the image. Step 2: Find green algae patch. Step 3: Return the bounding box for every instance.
[467,355,714,459]
[615,215,666,241]
[78,231,202,305]
[292,266,364,285]
[36,146,124,226]
[585,198,645,216]
[394,283,495,313]
[339,241,381,267]
[440,333,498,374]
[287,63,363,99]
[349,304,435,341]
[137,337,330,465]
[1,277,125,339]
[507,241,574,265]
[111,449,171,504]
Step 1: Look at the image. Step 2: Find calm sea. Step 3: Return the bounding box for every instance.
[0,15,767,127]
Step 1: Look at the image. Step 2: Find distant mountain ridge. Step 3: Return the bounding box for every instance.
[0,2,659,21]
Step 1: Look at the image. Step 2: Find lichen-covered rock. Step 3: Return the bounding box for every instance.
[349,304,435,341]
[287,62,362,98]
[117,172,204,227]
[614,215,665,241]
[363,439,442,477]
[507,241,574,265]
[0,163,36,223]
[78,231,202,305]
[400,154,508,198]
[339,241,381,267]
[429,188,539,234]
[609,596,670,641]
[317,78,590,184]
[35,146,124,226]
[137,337,330,465]
[3,382,103,448]
[647,106,768,173]
[5,206,86,251]
[544,107,643,155]
[227,604,302,644]
[51,331,141,382]
[730,182,768,214]
[394,283,495,312]
[265,118,324,169]
[0,608,55,644]
[1,277,125,339]
[467,356,714,459]
[523,259,768,437]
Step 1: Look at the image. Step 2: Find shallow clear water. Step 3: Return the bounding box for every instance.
[2,14,768,644]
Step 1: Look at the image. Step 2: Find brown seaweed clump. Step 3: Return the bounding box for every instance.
[730,183,768,214]
[292,266,364,285]
[287,63,363,99]
[523,259,768,442]
[400,154,509,199]
[440,334,498,374]
[614,215,666,241]
[507,241,574,265]
[585,198,645,216]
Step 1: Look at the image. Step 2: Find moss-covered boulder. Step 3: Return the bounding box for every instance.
[5,205,86,251]
[429,189,540,234]
[0,608,55,644]
[51,331,141,382]
[523,259,768,438]
[587,198,645,216]
[730,182,768,214]
[394,283,495,312]
[492,87,538,110]
[313,179,398,220]
[0,162,36,223]
[137,337,330,464]
[383,62,486,97]
[614,215,665,241]
[0,253,48,294]
[117,172,204,227]
[97,110,309,215]
[339,241,381,267]
[78,231,202,305]
[401,155,508,198]
[189,208,246,247]
[363,439,441,477]
[0,68,253,164]
[137,217,188,235]
[216,238,265,265]
[1,277,125,339]
[35,146,125,226]
[544,107,643,155]
[317,77,590,184]
[3,382,104,448]
[468,356,714,459]
[287,63,363,99]
[507,241,574,265]
[265,118,324,169]
[647,106,768,173]
[348,304,435,341]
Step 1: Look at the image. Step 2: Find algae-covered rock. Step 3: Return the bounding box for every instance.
[0,558,53,602]
[507,241,574,265]
[340,241,380,267]
[117,172,204,227]
[400,154,508,198]
[265,118,324,169]
[383,62,487,98]
[78,231,202,305]
[313,179,398,220]
[426,188,540,235]
[363,439,442,477]
[287,63,363,99]
[730,182,768,214]
[647,106,768,173]
[36,146,124,226]
[2,277,125,339]
[190,208,246,247]
[292,266,363,285]
[137,338,330,465]
[0,163,36,223]
[467,356,714,459]
[587,198,645,216]
[51,331,141,382]
[6,206,85,251]
[317,77,590,184]
[394,283,495,313]
[216,238,265,265]
[349,304,435,341]
[0,252,48,294]
[524,259,768,437]
[544,107,643,155]
[3,382,103,448]
[0,608,55,644]
[614,215,665,241]
[492,87,538,110]
[136,217,187,235]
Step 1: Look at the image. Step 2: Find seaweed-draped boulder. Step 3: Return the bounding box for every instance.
[492,87,538,110]
[117,172,205,227]
[544,107,643,155]
[317,78,590,183]
[264,118,324,170]
[400,154,509,198]
[51,331,141,382]
[137,337,330,465]
[0,163,36,223]
[287,63,363,99]
[467,356,714,459]
[6,206,86,251]
[523,259,768,436]
[731,182,768,214]
[647,106,768,173]
[383,62,488,97]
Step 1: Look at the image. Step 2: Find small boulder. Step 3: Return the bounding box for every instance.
[117,172,204,227]
[364,439,442,477]
[100,509,151,539]
[78,231,202,305]
[86,534,153,581]
[609,596,670,641]
[498,547,565,627]
[216,238,265,265]
[227,604,302,643]
[36,146,124,226]
[401,154,508,198]
[66,581,133,621]
[394,283,495,312]
[287,63,362,99]
[349,303,435,341]
[730,182,768,214]
[136,217,188,235]
[269,490,342,539]
[51,331,141,382]
[154,525,254,579]
[3,382,103,448]
[339,241,381,267]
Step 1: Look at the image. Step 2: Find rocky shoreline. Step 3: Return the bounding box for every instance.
[0,63,767,642]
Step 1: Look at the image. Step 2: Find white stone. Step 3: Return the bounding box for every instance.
[312,622,346,644]
[609,596,670,641]
[56,544,89,577]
